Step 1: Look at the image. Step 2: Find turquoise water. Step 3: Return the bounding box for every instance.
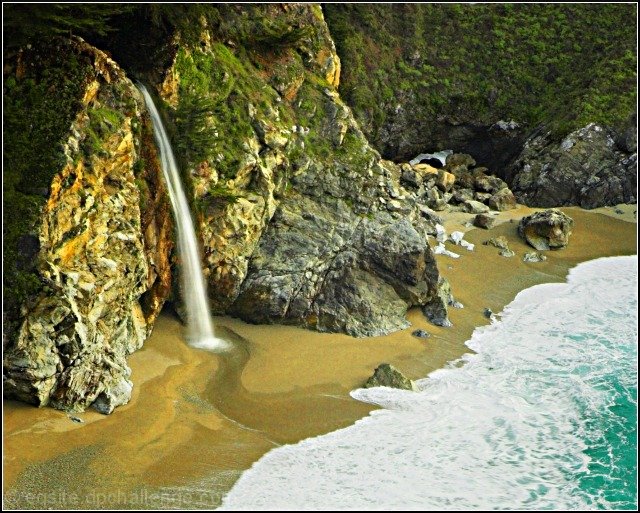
[573,319,638,508]
[219,256,638,510]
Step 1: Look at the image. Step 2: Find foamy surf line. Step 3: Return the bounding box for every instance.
[218,256,638,511]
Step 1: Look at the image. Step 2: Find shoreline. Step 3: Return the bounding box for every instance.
[3,204,637,509]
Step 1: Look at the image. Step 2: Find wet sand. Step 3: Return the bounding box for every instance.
[3,204,637,509]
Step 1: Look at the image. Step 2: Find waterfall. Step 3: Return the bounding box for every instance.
[139,85,229,352]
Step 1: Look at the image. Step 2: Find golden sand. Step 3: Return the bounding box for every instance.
[3,204,637,509]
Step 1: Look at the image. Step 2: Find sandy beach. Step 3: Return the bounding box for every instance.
[3,204,637,509]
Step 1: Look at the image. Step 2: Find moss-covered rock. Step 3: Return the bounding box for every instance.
[324,4,637,171]
[363,363,417,391]
[142,5,448,336]
[3,39,93,343]
[3,37,173,412]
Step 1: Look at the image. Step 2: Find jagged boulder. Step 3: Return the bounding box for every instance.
[484,236,510,250]
[488,188,517,211]
[474,192,493,203]
[425,186,448,211]
[451,188,474,204]
[450,169,476,190]
[445,154,476,189]
[475,174,508,194]
[413,162,440,173]
[436,169,456,192]
[232,200,443,336]
[421,277,454,327]
[510,123,637,208]
[518,209,574,250]
[463,199,490,214]
[473,213,495,229]
[483,235,515,257]
[400,164,421,188]
[3,37,172,413]
[363,363,417,391]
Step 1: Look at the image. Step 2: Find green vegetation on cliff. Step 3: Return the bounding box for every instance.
[3,4,132,47]
[3,43,92,335]
[172,42,271,180]
[158,4,342,216]
[325,3,637,153]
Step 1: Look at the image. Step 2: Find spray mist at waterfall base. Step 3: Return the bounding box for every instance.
[187,332,232,353]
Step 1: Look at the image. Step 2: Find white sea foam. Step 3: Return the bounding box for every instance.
[219,256,638,510]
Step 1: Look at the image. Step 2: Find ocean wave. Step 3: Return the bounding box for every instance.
[219,256,638,511]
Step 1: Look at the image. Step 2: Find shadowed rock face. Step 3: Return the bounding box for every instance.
[229,158,445,337]
[383,120,528,175]
[510,123,637,209]
[518,209,574,251]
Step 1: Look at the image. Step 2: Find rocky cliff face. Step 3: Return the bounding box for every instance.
[4,5,454,412]
[3,38,173,412]
[324,4,637,189]
[6,4,635,414]
[148,4,447,337]
[510,123,637,208]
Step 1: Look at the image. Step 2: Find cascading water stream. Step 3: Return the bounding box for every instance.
[139,84,229,352]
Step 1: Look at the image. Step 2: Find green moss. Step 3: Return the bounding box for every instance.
[134,176,149,212]
[4,47,90,193]
[172,44,276,180]
[208,183,241,204]
[325,3,637,144]
[290,76,334,161]
[133,157,145,177]
[337,129,375,170]
[3,39,92,340]
[90,105,125,128]
[80,103,128,160]
[244,23,313,52]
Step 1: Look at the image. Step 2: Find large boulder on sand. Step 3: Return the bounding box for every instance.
[518,209,574,250]
[488,188,517,211]
[463,199,490,214]
[473,213,495,229]
[363,363,417,391]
